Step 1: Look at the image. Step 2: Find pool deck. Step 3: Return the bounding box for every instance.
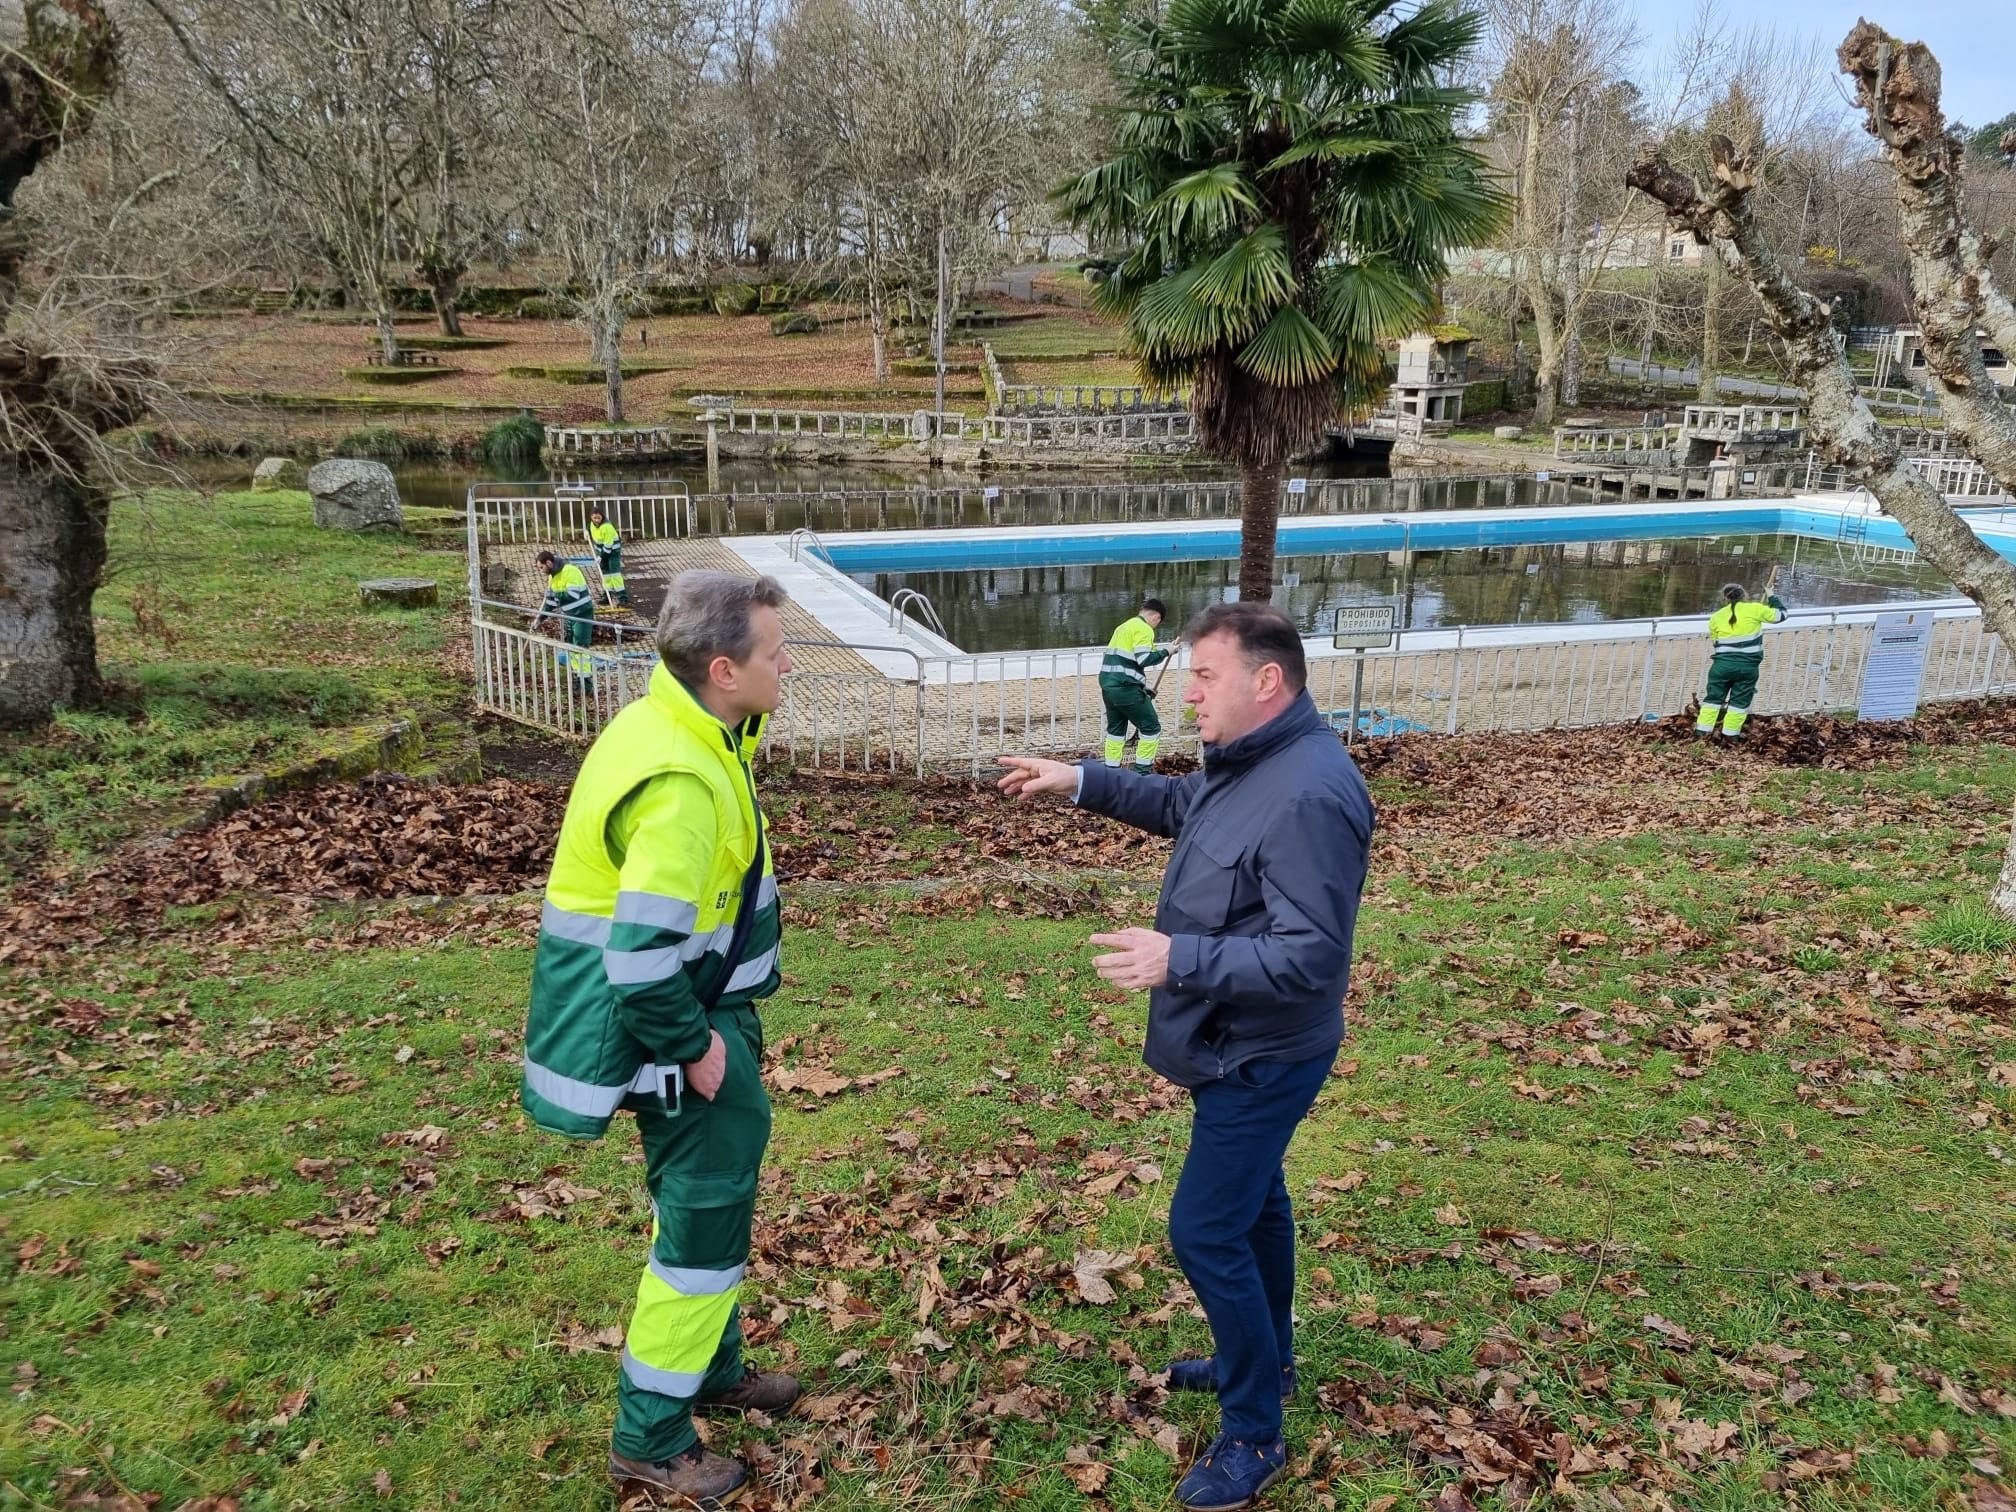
[731,494,2013,676]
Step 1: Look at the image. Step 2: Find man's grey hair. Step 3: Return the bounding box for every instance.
[656,570,788,685]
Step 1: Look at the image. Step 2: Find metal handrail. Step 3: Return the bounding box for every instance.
[888,588,949,638]
[788,526,836,565]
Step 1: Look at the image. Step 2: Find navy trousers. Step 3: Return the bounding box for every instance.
[1168,1052,1334,1441]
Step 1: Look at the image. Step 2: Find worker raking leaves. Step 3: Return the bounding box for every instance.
[521,570,801,1508]
[1100,595,1173,774]
[588,507,630,607]
[531,549,597,689]
[1695,574,1786,740]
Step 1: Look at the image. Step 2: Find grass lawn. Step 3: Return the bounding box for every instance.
[5,733,2016,1509]
[0,489,467,872]
[983,313,1127,360]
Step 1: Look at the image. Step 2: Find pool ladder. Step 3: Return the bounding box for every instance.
[888,588,949,639]
[788,526,836,565]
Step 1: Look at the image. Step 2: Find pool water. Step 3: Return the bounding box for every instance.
[851,533,1953,652]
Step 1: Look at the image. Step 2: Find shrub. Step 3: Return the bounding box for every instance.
[479,414,545,464]
[515,295,565,320]
[333,426,443,460]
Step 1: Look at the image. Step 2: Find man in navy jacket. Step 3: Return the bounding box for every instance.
[999,600,1374,1511]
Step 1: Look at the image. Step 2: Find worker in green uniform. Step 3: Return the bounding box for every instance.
[589,508,630,607]
[522,571,799,1508]
[534,549,597,686]
[1100,597,1172,774]
[1695,580,1785,739]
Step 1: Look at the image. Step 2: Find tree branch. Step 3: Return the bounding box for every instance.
[1837,22,2016,494]
[1625,137,2016,648]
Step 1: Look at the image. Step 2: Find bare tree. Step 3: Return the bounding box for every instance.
[0,1,160,726]
[510,0,716,422]
[1628,22,2016,912]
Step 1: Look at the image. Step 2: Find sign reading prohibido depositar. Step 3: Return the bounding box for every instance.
[1857,610,1935,722]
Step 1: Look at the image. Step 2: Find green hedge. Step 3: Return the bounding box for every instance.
[392,334,513,351]
[890,358,978,377]
[502,361,687,383]
[341,366,460,385]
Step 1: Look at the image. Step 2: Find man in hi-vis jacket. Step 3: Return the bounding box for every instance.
[522,570,798,1509]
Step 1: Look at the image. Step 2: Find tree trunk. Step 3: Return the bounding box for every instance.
[427,265,464,337]
[1699,248,1723,402]
[1559,102,1584,408]
[375,307,400,364]
[1517,102,1561,428]
[1236,458,1283,604]
[602,315,625,424]
[0,467,108,728]
[1994,799,2016,920]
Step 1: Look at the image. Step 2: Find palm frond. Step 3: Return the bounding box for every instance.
[1310,258,1433,344]
[1262,134,1395,174]
[1190,225,1299,310]
[1236,302,1338,386]
[1144,162,1260,245]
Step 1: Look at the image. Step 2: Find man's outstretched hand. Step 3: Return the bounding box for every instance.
[997,755,1079,800]
[1091,927,1172,990]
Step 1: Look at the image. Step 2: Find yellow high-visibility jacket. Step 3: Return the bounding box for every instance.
[521,664,780,1140]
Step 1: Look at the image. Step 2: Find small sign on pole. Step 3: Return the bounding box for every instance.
[1286,477,1309,495]
[1332,604,1398,650]
[983,486,1000,499]
[1332,605,1398,749]
[1857,610,1934,721]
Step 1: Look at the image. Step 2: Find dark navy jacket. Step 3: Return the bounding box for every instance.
[1076,691,1374,1088]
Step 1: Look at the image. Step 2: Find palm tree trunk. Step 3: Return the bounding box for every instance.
[1236,458,1283,603]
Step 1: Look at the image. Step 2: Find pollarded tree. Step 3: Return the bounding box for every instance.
[1057,0,1506,602]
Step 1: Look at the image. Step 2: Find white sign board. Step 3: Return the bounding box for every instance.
[983,486,1000,499]
[1287,477,1308,495]
[1857,610,1934,721]
[1333,604,1398,650]
[1534,470,1551,482]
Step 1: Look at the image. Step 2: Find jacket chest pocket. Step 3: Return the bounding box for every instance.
[1167,817,1258,931]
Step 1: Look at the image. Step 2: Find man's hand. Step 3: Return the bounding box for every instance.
[1090,927,1172,990]
[997,754,1079,800]
[685,1029,728,1101]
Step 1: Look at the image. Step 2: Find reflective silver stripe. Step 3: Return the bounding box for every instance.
[679,921,735,962]
[756,874,778,910]
[541,901,612,948]
[621,1346,706,1399]
[614,890,700,932]
[605,944,686,985]
[1101,662,1147,684]
[523,1056,629,1117]
[723,943,781,994]
[647,1258,746,1296]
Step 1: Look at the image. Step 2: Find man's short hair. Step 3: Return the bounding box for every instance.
[1184,600,1307,694]
[656,570,788,686]
[1141,596,1167,618]
[535,550,558,567]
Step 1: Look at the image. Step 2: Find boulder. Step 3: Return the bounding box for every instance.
[712,283,760,317]
[251,456,304,491]
[307,458,403,531]
[769,312,820,336]
[359,577,438,608]
[1493,425,1524,440]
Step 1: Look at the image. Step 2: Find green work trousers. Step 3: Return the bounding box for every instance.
[612,1006,771,1463]
[1100,674,1161,741]
[1697,653,1762,736]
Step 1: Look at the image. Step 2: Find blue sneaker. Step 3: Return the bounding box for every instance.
[1176,1433,1287,1510]
[1166,1356,1298,1403]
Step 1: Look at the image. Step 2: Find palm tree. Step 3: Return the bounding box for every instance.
[1057,0,1507,603]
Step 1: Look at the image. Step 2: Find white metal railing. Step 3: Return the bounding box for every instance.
[468,481,695,543]
[471,597,2014,772]
[1555,424,1678,458]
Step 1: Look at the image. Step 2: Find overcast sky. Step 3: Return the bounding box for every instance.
[1647,1,2011,131]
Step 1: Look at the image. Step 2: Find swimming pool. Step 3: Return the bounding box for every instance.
[734,497,2016,658]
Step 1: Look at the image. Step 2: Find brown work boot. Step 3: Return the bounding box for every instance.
[696,1369,801,1415]
[607,1444,748,1508]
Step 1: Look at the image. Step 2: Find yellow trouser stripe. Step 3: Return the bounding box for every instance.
[624,1266,740,1396]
